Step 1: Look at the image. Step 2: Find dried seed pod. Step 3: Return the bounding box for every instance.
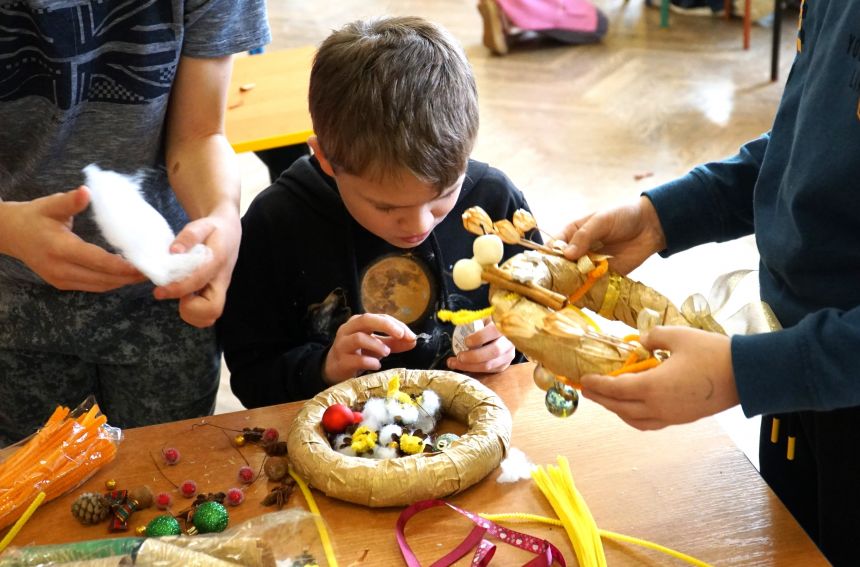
[264,441,289,456]
[462,206,494,236]
[128,485,153,510]
[493,219,522,245]
[71,492,110,525]
[512,209,537,234]
[264,456,289,481]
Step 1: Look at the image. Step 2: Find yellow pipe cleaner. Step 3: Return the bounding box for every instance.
[479,457,712,567]
[289,469,339,567]
[437,306,495,325]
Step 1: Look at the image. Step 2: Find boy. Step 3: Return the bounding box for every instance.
[558,1,859,563]
[218,17,534,407]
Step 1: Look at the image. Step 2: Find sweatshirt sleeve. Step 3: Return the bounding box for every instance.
[217,195,329,408]
[733,306,860,416]
[645,133,768,256]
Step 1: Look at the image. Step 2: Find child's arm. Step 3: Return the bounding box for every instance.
[580,326,738,430]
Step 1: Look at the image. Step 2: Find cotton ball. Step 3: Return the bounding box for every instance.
[417,390,441,416]
[386,399,419,425]
[412,413,436,436]
[473,234,504,265]
[378,424,403,446]
[453,258,483,291]
[372,445,399,460]
[360,398,389,431]
[332,434,356,457]
[497,447,534,483]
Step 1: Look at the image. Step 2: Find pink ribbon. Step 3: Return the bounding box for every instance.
[396,499,566,567]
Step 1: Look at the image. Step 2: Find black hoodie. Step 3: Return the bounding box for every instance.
[218,156,536,408]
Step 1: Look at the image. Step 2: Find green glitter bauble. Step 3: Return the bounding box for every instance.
[146,514,181,537]
[193,501,229,533]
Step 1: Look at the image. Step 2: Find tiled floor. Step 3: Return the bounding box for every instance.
[213,0,796,471]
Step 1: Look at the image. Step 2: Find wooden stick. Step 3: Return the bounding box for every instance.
[482,265,566,311]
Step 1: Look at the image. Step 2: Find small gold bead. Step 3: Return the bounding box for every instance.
[234,434,246,447]
[135,525,147,535]
[105,479,117,490]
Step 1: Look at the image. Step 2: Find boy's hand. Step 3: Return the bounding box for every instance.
[555,196,667,276]
[0,187,144,292]
[152,206,241,328]
[580,327,739,430]
[323,314,417,383]
[447,320,516,374]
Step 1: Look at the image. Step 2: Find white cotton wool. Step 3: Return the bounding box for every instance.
[496,447,535,483]
[386,398,419,425]
[412,413,437,435]
[83,164,211,286]
[378,424,403,446]
[417,390,441,416]
[332,434,356,457]
[360,398,389,432]
[371,445,398,460]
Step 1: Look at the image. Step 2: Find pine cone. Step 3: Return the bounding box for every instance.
[71,492,110,525]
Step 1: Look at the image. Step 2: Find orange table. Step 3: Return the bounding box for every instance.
[7,364,826,565]
[226,47,315,154]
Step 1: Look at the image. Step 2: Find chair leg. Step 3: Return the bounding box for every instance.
[724,0,732,20]
[660,0,669,28]
[771,0,782,81]
[743,0,751,49]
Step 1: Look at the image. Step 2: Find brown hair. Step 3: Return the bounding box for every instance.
[309,17,478,192]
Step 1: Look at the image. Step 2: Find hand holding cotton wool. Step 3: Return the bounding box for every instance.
[83,164,211,287]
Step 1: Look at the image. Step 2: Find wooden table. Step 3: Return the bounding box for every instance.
[226,47,315,154]
[10,364,825,565]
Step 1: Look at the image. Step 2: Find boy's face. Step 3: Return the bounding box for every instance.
[310,138,463,249]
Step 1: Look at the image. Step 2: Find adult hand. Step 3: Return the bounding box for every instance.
[555,196,667,275]
[152,205,240,328]
[0,187,143,292]
[323,313,417,383]
[580,326,739,430]
[447,319,516,374]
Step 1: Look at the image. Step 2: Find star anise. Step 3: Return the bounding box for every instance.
[262,477,296,509]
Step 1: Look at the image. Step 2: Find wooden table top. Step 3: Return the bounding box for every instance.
[225,47,315,154]
[9,364,825,566]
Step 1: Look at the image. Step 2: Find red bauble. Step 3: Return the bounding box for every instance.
[180,479,197,498]
[352,411,363,424]
[238,465,255,484]
[321,403,355,433]
[162,447,181,465]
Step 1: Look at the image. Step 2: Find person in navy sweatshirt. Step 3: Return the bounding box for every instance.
[217,17,535,407]
[557,2,859,563]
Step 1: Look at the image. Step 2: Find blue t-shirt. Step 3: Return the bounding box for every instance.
[0,0,270,354]
[646,0,860,416]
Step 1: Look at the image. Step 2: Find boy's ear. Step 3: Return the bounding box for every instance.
[307,136,337,178]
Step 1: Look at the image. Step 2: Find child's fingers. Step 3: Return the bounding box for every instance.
[336,332,390,359]
[342,313,415,340]
[464,322,501,349]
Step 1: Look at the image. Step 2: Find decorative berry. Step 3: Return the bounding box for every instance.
[321,403,355,434]
[155,491,173,510]
[237,465,254,484]
[162,447,181,465]
[180,479,197,498]
[262,427,279,444]
[104,479,117,490]
[71,492,110,525]
[234,434,246,447]
[226,487,245,506]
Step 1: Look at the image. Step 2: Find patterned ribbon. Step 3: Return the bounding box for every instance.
[103,490,138,532]
[396,499,566,567]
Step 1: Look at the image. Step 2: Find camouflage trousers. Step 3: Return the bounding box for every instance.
[0,283,220,447]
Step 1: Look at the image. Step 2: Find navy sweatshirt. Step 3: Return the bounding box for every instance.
[646,0,860,416]
[218,157,534,408]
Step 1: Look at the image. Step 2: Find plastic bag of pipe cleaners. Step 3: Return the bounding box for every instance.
[0,509,335,566]
[0,396,122,533]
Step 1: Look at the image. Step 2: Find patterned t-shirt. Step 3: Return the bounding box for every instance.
[0,0,270,354]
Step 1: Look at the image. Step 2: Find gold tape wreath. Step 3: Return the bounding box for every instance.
[287,368,512,507]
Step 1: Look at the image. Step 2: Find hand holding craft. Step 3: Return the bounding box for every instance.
[323,313,417,383]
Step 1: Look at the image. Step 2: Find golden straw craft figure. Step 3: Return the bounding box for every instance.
[450,206,733,418]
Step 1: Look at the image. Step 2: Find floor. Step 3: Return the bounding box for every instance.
[215,0,800,470]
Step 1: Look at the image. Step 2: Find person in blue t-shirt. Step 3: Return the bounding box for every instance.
[0,1,270,446]
[557,1,859,563]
